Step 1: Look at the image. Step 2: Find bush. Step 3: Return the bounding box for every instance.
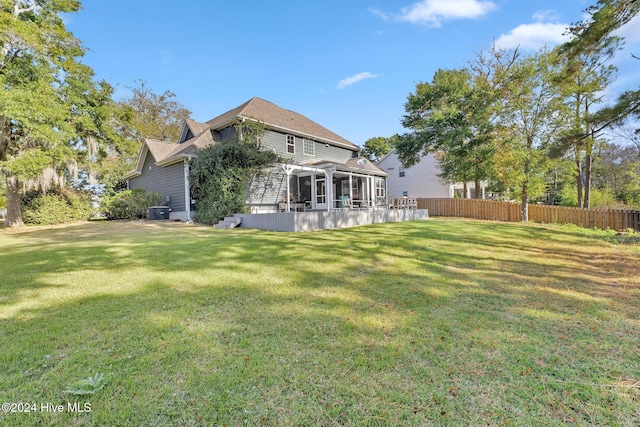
[190,139,277,225]
[102,188,163,220]
[559,185,628,209]
[22,190,92,225]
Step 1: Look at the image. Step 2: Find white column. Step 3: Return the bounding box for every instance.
[325,169,334,211]
[311,172,316,210]
[286,169,291,212]
[369,176,374,208]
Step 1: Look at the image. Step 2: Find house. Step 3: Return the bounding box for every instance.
[124,97,388,221]
[377,149,487,200]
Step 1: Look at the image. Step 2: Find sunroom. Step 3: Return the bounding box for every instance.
[279,158,389,213]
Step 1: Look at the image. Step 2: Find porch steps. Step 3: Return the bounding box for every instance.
[215,216,242,229]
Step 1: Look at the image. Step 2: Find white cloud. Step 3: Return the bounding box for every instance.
[532,10,561,23]
[337,72,380,89]
[369,8,390,21]
[617,13,640,45]
[494,11,570,51]
[382,0,497,27]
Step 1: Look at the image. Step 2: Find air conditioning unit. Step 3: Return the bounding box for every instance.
[148,206,170,220]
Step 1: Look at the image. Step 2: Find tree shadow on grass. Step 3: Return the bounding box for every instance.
[1,269,638,425]
[1,219,639,425]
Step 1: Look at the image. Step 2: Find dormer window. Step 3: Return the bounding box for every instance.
[286,135,295,154]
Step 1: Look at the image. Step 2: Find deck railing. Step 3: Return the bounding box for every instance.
[416,198,640,232]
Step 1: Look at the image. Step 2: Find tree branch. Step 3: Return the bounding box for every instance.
[13,0,38,17]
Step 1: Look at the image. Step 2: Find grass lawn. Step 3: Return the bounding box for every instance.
[0,218,639,426]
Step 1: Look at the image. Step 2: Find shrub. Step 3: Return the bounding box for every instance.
[22,189,92,225]
[190,138,277,225]
[102,188,163,220]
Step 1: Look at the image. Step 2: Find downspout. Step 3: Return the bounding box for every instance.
[184,159,192,222]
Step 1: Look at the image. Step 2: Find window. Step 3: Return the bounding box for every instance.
[399,167,405,178]
[303,139,315,156]
[402,191,408,197]
[286,135,295,154]
[375,178,385,198]
[341,180,349,196]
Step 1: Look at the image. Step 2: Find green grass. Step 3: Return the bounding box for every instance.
[0,219,639,426]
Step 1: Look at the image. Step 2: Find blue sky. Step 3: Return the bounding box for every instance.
[65,0,640,147]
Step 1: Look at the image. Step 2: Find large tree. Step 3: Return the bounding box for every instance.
[120,81,191,142]
[398,68,495,198]
[492,49,564,220]
[554,0,640,208]
[0,0,112,227]
[361,135,399,163]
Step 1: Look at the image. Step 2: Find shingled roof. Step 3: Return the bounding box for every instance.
[206,97,359,151]
[145,139,178,162]
[126,98,364,179]
[184,119,210,136]
[157,128,214,165]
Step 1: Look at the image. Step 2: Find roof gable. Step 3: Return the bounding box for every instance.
[206,97,358,151]
[178,119,211,143]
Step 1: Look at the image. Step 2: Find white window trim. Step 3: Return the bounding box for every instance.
[286,134,295,154]
[375,178,385,198]
[303,139,315,156]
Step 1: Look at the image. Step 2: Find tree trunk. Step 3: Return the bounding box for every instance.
[475,179,481,199]
[583,132,594,208]
[583,152,592,208]
[4,176,24,227]
[551,169,558,205]
[521,198,529,222]
[522,159,530,221]
[462,182,468,199]
[576,156,583,208]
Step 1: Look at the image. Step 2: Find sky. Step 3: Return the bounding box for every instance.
[65,0,640,147]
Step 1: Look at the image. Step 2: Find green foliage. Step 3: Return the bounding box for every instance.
[489,49,562,213]
[0,0,128,227]
[21,190,92,225]
[101,188,163,220]
[119,81,191,142]
[551,0,638,207]
[0,178,6,209]
[361,135,398,162]
[399,68,496,197]
[64,373,109,396]
[558,184,623,208]
[190,137,277,225]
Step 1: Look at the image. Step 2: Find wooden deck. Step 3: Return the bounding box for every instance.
[233,209,429,232]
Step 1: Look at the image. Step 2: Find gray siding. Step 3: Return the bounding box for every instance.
[246,166,299,211]
[215,126,237,141]
[259,130,355,164]
[129,153,186,211]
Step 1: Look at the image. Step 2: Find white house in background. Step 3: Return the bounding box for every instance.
[377,149,487,200]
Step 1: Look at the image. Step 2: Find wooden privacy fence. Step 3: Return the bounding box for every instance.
[416,198,640,232]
